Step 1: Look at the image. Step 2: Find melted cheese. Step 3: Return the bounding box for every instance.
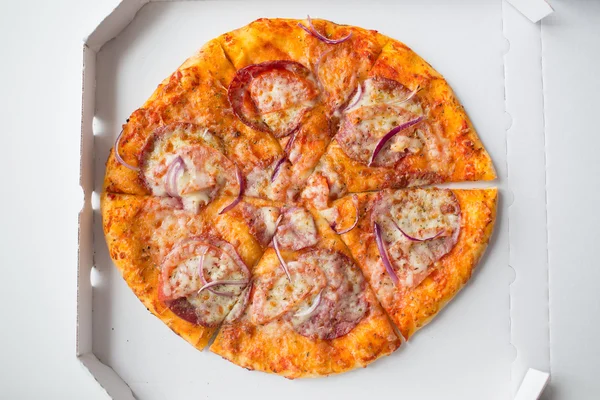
[248,69,317,135]
[347,78,424,116]
[259,207,279,239]
[372,189,461,290]
[251,261,326,325]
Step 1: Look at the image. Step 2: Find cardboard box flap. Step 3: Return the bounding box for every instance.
[85,0,148,52]
[503,3,551,395]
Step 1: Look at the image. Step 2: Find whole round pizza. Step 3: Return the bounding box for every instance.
[101,17,497,379]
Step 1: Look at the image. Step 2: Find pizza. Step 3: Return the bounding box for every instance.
[101,17,497,378]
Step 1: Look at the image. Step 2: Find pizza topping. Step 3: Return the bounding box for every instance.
[251,260,327,325]
[273,223,292,282]
[369,116,424,166]
[273,207,318,251]
[164,156,185,197]
[293,290,322,318]
[114,129,140,171]
[228,60,318,137]
[159,236,251,327]
[346,78,422,112]
[290,250,369,340]
[373,221,399,285]
[343,83,363,112]
[302,172,331,210]
[371,189,461,288]
[392,220,444,242]
[333,195,359,234]
[271,129,298,182]
[298,15,352,45]
[197,279,249,296]
[224,281,253,324]
[139,123,237,213]
[236,202,281,247]
[218,166,245,215]
[337,77,427,167]
[197,250,248,297]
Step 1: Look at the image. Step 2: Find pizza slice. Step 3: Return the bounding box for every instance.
[318,188,497,339]
[306,39,496,201]
[210,204,400,378]
[101,192,281,350]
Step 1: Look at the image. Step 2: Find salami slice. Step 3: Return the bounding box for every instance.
[158,236,250,327]
[251,260,327,325]
[289,250,369,340]
[237,202,281,247]
[273,207,318,251]
[337,77,427,167]
[228,60,319,138]
[371,189,461,288]
[139,122,237,213]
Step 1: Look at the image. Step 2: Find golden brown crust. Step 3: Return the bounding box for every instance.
[210,209,400,378]
[337,188,498,339]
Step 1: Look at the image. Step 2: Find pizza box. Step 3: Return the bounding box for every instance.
[78,1,553,398]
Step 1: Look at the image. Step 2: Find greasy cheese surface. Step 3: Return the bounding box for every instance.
[210,208,400,378]
[140,123,237,213]
[101,17,497,378]
[338,188,497,339]
[101,193,265,349]
[249,69,317,135]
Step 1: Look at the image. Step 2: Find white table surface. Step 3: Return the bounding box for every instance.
[0,0,597,398]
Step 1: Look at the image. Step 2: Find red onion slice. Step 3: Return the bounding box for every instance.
[391,218,444,242]
[273,215,292,282]
[333,195,359,234]
[219,166,245,215]
[114,129,140,171]
[343,83,364,112]
[368,116,424,167]
[271,129,298,182]
[391,85,419,105]
[293,290,322,318]
[164,156,185,197]
[298,15,352,45]
[271,157,287,182]
[197,279,249,296]
[374,222,399,285]
[196,248,240,297]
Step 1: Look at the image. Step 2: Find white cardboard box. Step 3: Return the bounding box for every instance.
[78,1,553,398]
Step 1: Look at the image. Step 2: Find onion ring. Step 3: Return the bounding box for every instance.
[219,166,244,214]
[374,222,399,285]
[164,156,185,197]
[298,15,352,45]
[114,129,139,171]
[273,215,292,282]
[293,290,322,318]
[369,116,424,167]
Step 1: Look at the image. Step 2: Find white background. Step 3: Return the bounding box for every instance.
[0,0,598,398]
